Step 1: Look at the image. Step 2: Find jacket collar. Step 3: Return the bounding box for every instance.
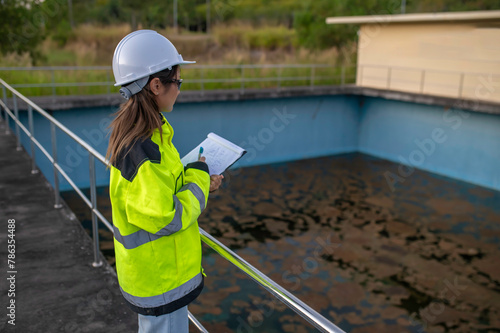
[159,113,174,145]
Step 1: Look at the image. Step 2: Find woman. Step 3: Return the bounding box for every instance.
[106,30,223,333]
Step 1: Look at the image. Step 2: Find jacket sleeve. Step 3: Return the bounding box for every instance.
[125,160,210,235]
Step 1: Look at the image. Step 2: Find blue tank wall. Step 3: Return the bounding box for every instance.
[9,95,360,191]
[357,98,500,191]
[8,94,500,192]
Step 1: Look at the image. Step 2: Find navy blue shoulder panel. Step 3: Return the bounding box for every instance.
[114,138,161,182]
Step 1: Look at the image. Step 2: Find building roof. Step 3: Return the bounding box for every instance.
[326,10,500,25]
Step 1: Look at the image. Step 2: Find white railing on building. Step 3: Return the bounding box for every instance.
[358,64,500,102]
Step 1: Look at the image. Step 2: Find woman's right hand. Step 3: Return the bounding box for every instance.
[209,174,224,193]
[198,156,222,192]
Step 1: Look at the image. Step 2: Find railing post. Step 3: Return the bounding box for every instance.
[310,66,315,90]
[420,70,426,94]
[277,66,282,90]
[1,85,8,133]
[106,71,111,94]
[28,106,39,174]
[341,66,345,86]
[386,67,392,90]
[13,94,21,151]
[89,155,103,267]
[200,67,205,96]
[51,69,56,96]
[240,66,245,94]
[50,122,63,209]
[458,73,465,98]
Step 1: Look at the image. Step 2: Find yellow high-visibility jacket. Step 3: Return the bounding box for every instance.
[109,114,210,316]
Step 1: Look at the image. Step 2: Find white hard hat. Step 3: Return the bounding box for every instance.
[112,30,195,98]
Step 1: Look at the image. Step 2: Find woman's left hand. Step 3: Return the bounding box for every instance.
[209,174,224,193]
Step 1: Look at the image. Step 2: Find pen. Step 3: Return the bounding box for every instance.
[198,146,204,160]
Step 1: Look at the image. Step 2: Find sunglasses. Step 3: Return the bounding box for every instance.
[166,79,183,90]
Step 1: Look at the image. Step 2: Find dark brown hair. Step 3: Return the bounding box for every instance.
[106,65,179,166]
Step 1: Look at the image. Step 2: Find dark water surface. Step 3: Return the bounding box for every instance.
[61,153,500,333]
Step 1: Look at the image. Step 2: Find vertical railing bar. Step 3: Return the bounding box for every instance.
[387,67,392,90]
[28,105,39,174]
[106,71,111,94]
[200,67,205,96]
[310,66,315,90]
[420,70,426,94]
[458,73,465,98]
[51,122,63,209]
[51,69,56,96]
[2,84,9,134]
[13,94,21,151]
[240,66,244,94]
[341,66,345,86]
[89,155,103,268]
[277,66,282,90]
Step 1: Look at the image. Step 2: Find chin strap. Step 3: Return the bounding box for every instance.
[119,76,150,100]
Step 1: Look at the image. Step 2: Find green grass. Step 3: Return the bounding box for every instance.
[0,68,119,97]
[44,49,79,66]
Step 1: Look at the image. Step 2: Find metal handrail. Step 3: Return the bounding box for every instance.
[0,66,111,71]
[0,64,356,97]
[6,75,340,88]
[0,78,346,333]
[200,229,345,333]
[359,63,500,77]
[0,64,338,71]
[358,64,500,100]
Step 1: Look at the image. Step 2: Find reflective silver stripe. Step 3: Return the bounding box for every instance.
[178,182,205,212]
[155,195,183,236]
[120,272,203,308]
[114,183,206,249]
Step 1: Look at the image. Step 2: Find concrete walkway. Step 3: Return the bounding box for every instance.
[0,118,137,332]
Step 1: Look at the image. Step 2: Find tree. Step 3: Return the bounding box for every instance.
[0,0,46,60]
[294,0,358,50]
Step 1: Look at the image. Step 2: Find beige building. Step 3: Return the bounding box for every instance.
[327,10,500,103]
